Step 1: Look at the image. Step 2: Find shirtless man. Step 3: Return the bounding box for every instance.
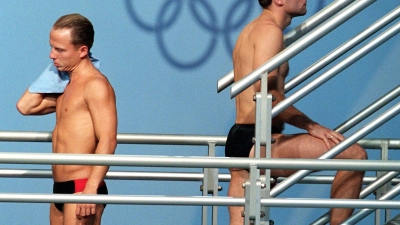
[225,1,367,224]
[16,14,117,225]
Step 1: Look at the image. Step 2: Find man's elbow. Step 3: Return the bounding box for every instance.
[110,139,117,154]
[108,138,117,154]
[16,101,31,115]
[97,137,117,154]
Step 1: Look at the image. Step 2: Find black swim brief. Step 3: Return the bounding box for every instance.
[53,178,108,212]
[225,124,283,158]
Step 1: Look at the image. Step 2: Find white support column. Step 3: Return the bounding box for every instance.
[244,165,262,225]
[253,70,273,225]
[202,141,220,225]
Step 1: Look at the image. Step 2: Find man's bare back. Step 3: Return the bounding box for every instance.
[233,12,288,126]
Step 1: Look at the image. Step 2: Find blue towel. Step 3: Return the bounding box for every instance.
[29,54,101,93]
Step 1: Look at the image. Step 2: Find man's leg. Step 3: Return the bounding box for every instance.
[50,203,64,225]
[268,134,367,225]
[228,169,249,225]
[329,143,366,225]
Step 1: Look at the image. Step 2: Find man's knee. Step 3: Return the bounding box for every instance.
[351,144,368,160]
[230,169,249,180]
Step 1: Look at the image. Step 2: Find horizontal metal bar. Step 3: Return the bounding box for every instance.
[0,168,398,186]
[1,152,400,171]
[0,193,241,206]
[0,131,399,149]
[117,133,227,145]
[0,131,52,142]
[2,193,400,210]
[0,131,227,146]
[261,198,400,210]
[0,169,207,181]
[358,138,400,149]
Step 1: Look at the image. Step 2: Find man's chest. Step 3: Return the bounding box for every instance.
[56,85,88,116]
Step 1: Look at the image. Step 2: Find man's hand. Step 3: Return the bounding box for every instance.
[75,187,97,219]
[306,123,344,149]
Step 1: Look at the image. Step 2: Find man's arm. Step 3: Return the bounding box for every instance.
[85,77,117,188]
[16,89,58,115]
[76,77,117,217]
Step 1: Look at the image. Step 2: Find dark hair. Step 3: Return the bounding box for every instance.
[258,0,272,9]
[53,13,94,50]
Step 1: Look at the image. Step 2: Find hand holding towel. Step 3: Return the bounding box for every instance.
[29,54,100,93]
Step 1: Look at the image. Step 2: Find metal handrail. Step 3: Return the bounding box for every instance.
[311,171,400,225]
[285,6,400,93]
[336,85,400,134]
[0,131,227,145]
[0,153,400,171]
[1,193,400,210]
[271,22,400,118]
[230,0,376,98]
[216,0,356,93]
[344,183,400,224]
[1,131,399,148]
[1,169,400,187]
[270,102,400,197]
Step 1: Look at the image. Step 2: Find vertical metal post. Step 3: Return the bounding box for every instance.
[375,140,390,225]
[202,141,219,225]
[263,74,273,225]
[202,156,209,225]
[209,142,219,225]
[254,73,272,224]
[383,141,390,223]
[244,165,262,225]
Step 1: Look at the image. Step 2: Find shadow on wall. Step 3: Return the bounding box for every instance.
[124,0,328,70]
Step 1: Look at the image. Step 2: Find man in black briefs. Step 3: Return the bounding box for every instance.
[225,124,282,158]
[225,1,367,225]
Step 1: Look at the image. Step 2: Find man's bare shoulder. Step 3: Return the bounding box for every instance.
[236,18,283,55]
[251,19,283,44]
[83,73,115,100]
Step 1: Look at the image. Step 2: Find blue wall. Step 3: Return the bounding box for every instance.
[0,1,399,224]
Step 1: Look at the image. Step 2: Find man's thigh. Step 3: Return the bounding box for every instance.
[271,133,329,158]
[50,203,63,225]
[269,133,329,177]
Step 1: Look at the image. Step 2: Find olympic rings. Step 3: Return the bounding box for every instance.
[125,0,254,69]
[125,0,183,32]
[157,0,218,68]
[125,0,328,69]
